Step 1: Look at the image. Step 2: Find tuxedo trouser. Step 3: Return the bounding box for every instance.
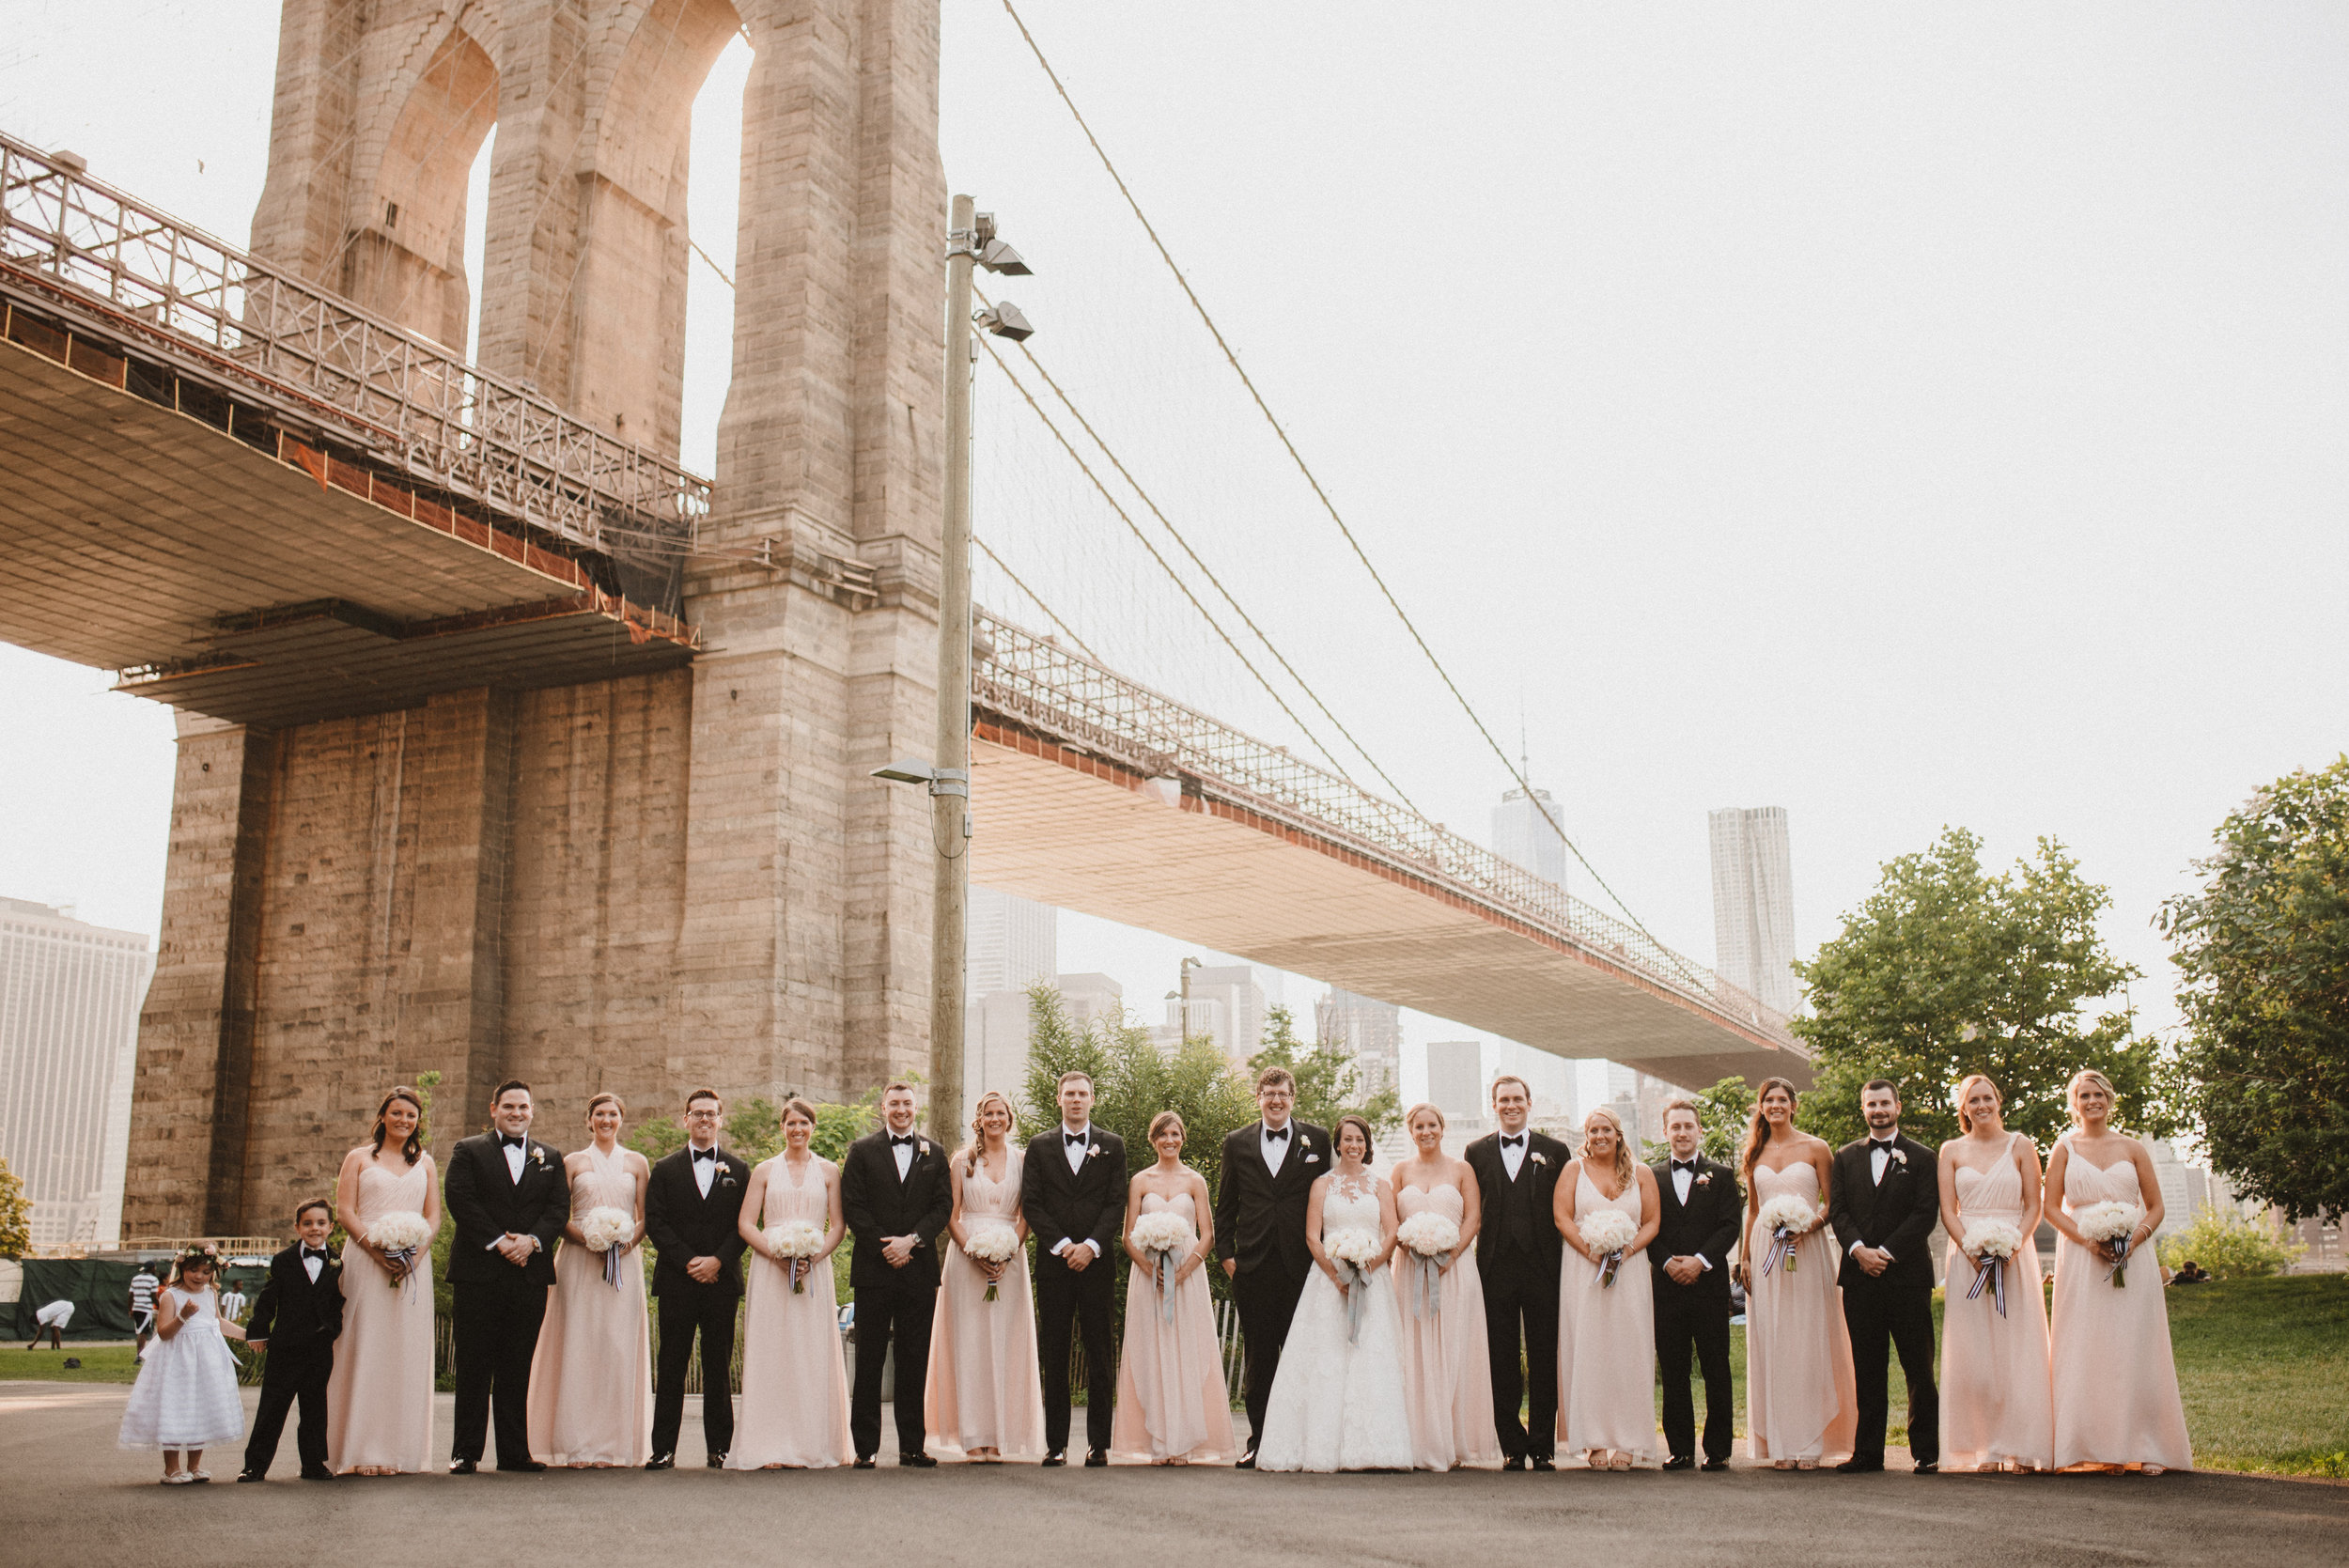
[1229,1264,1306,1453]
[1652,1284,1734,1461]
[1843,1281,1939,1465]
[1035,1252,1118,1455]
[652,1285,739,1459]
[242,1343,333,1474]
[851,1270,938,1459]
[1480,1251,1560,1458]
[452,1275,549,1466]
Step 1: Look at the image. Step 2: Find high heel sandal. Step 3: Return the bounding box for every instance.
[1610,1452,1632,1471]
[1796,1456,1817,1471]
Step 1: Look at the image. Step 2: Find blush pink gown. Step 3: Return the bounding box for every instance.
[727,1156,852,1468]
[1743,1162,1858,1463]
[323,1156,437,1474]
[1111,1189,1237,1464]
[527,1143,653,1466]
[925,1147,1047,1460]
[1555,1167,1657,1461]
[1939,1134,2052,1469]
[1392,1180,1501,1469]
[2050,1145,2192,1470]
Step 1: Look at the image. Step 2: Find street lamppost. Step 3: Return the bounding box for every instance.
[874,193,1033,1143]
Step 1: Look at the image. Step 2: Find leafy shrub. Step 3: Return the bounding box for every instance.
[2157,1203,2306,1280]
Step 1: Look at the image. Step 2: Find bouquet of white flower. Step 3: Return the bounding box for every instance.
[1129,1210,1193,1323]
[2074,1201,2144,1286]
[1395,1211,1460,1319]
[1581,1207,1640,1288]
[962,1222,1021,1302]
[580,1205,632,1288]
[1323,1226,1383,1344]
[767,1219,828,1295]
[1754,1193,1819,1278]
[366,1211,432,1297]
[1960,1218,2024,1317]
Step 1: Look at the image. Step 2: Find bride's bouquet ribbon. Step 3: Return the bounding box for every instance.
[1336,1262,1368,1343]
[1967,1253,2008,1317]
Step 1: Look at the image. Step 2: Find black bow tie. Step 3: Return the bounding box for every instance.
[1264,1126,1290,1142]
[692,1147,717,1162]
[1872,1139,1896,1151]
[1501,1135,1525,1149]
[892,1135,918,1148]
[499,1134,525,1149]
[302,1247,327,1261]
[1672,1159,1697,1172]
[1064,1130,1089,1145]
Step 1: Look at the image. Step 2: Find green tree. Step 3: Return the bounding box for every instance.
[1639,1076,1755,1165]
[1793,827,2163,1149]
[2157,759,2349,1221]
[1020,982,1257,1193]
[1247,1005,1402,1139]
[0,1155,30,1258]
[2155,1204,2306,1280]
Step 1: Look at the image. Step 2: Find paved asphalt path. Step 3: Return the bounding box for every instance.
[7,1383,2341,1568]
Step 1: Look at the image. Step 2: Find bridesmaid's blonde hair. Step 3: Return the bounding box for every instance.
[963,1090,1018,1175]
[2064,1069,2118,1126]
[1952,1074,2001,1134]
[1582,1106,1635,1189]
[1405,1102,1446,1133]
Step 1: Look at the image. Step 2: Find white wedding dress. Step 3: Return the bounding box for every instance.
[1253,1178,1415,1471]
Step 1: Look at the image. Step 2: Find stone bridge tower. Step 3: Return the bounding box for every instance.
[125,0,945,1234]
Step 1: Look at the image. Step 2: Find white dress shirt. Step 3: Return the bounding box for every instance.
[1261,1120,1294,1175]
[1667,1158,1713,1268]
[1852,1135,1899,1258]
[1498,1130,1529,1179]
[892,1133,918,1180]
[692,1141,719,1197]
[502,1137,526,1183]
[301,1250,324,1283]
[1052,1123,1095,1258]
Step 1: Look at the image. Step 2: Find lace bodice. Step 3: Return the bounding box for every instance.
[1953,1134,2025,1223]
[1319,1181,1383,1236]
[959,1148,1023,1221]
[569,1141,639,1219]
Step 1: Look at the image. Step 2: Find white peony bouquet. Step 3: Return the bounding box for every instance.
[1960,1218,2025,1317]
[366,1211,432,1296]
[767,1219,828,1295]
[1396,1211,1461,1319]
[2074,1201,2144,1286]
[580,1205,633,1289]
[1323,1226,1383,1343]
[1130,1210,1193,1322]
[962,1222,1021,1302]
[1754,1193,1819,1278]
[1581,1208,1640,1288]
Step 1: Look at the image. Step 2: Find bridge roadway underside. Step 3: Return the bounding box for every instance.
[969,723,1809,1089]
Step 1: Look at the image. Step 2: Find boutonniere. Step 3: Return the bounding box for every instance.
[1531,1152,1549,1167]
[530,1147,548,1167]
[1085,1142,1101,1159]
[1694,1172,1711,1186]
[1890,1149,1908,1169]
[920,1141,932,1157]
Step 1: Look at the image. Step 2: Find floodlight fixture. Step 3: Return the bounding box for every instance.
[975,301,1034,341]
[871,757,937,785]
[978,238,1032,276]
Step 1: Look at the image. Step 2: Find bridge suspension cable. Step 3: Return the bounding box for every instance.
[998,0,1708,988]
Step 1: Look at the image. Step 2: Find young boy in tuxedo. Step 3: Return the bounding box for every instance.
[238,1200,345,1482]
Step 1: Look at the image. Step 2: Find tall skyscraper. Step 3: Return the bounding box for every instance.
[1184,964,1266,1061]
[0,897,154,1250]
[1709,806,1798,1017]
[1315,986,1402,1098]
[1426,1040,1484,1120]
[965,887,1058,1119]
[1493,783,1568,893]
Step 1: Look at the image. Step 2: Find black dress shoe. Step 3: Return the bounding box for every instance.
[1662,1455,1696,1470]
[1914,1461,1939,1474]
[498,1461,547,1473]
[1085,1449,1109,1467]
[1232,1452,1254,1470]
[235,1469,266,1483]
[1835,1458,1884,1473]
[301,1467,335,1481]
[1702,1458,1730,1472]
[447,1459,478,1475]
[853,1455,878,1469]
[1041,1451,1066,1467]
[644,1453,675,1471]
[706,1453,726,1469]
[1501,1453,1526,1472]
[900,1452,938,1468]
[1530,1455,1556,1472]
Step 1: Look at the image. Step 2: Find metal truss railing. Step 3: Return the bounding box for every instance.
[974,606,1801,1051]
[0,132,707,553]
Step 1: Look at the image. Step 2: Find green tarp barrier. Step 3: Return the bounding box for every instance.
[7,1258,268,1341]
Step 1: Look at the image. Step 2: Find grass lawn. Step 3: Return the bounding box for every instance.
[1,1344,146,1383]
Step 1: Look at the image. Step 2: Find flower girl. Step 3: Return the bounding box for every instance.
[118,1245,249,1483]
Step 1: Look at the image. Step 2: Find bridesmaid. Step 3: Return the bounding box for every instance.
[2046,1069,2192,1473]
[1389,1104,1501,1470]
[729,1096,853,1468]
[1739,1078,1858,1469]
[324,1086,440,1476]
[1110,1111,1237,1466]
[1936,1075,2052,1472]
[926,1090,1046,1462]
[527,1093,654,1467]
[1553,1106,1660,1468]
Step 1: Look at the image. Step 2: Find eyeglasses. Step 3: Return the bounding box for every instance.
[684,1109,720,1121]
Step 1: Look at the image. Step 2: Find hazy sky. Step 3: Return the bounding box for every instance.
[5,3,2344,1110]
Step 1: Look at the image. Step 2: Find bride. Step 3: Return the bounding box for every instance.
[1252,1114,1416,1471]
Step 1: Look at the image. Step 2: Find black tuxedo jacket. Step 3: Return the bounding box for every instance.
[645,1144,753,1295]
[1464,1128,1570,1279]
[841,1130,952,1291]
[443,1131,569,1286]
[1020,1126,1128,1266]
[246,1242,344,1353]
[1828,1133,1941,1292]
[1646,1156,1743,1298]
[1213,1120,1329,1281]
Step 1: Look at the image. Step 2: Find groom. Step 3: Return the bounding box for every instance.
[841,1080,951,1468]
[1020,1070,1127,1467]
[1648,1099,1742,1471]
[1828,1078,1943,1474]
[1215,1065,1327,1467]
[443,1079,568,1473]
[1464,1074,1568,1469]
